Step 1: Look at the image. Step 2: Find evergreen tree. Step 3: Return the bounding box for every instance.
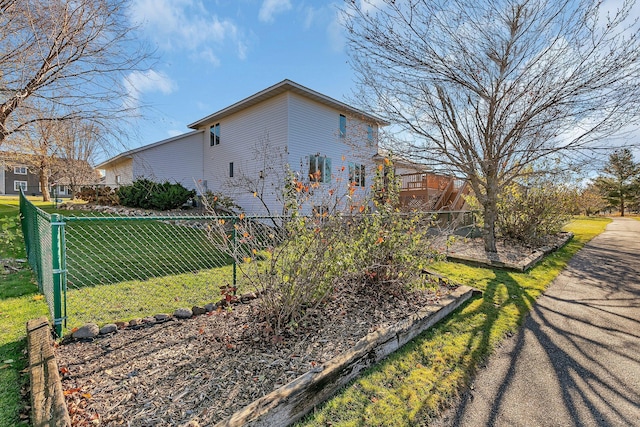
[594,149,640,216]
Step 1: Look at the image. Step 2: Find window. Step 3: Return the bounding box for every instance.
[210,123,220,146]
[229,162,234,178]
[349,162,365,187]
[14,165,27,175]
[309,154,332,183]
[14,180,27,192]
[115,175,121,184]
[339,114,346,138]
[367,125,374,144]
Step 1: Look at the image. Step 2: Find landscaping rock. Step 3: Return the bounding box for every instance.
[99,324,117,335]
[154,313,171,321]
[115,321,127,329]
[72,323,99,339]
[143,317,156,324]
[192,306,206,316]
[204,303,215,312]
[241,292,258,302]
[128,319,142,327]
[174,308,193,319]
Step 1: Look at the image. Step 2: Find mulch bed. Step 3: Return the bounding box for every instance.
[55,235,562,426]
[56,279,457,426]
[443,233,571,265]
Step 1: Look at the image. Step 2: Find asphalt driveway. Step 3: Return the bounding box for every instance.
[438,217,640,427]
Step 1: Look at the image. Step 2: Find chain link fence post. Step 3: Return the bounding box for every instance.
[232,216,237,293]
[50,214,67,336]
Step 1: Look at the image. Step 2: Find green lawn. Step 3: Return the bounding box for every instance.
[65,218,233,287]
[297,217,611,426]
[0,197,49,427]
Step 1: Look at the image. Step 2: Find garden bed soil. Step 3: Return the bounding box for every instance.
[55,279,458,426]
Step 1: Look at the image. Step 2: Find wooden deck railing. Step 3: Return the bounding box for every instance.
[399,172,469,211]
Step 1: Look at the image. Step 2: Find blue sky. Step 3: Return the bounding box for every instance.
[123,0,361,153]
[121,0,640,168]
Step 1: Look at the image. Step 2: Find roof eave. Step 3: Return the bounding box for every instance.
[188,79,390,129]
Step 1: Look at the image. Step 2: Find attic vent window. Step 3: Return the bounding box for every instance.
[210,123,220,146]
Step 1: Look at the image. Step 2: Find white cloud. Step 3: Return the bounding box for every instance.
[129,0,246,64]
[358,0,386,14]
[124,70,177,111]
[327,5,346,53]
[258,0,292,23]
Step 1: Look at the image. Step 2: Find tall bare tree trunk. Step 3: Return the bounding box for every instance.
[482,177,499,253]
[40,169,51,202]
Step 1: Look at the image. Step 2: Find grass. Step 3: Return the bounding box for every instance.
[66,266,237,326]
[0,197,49,427]
[297,217,611,426]
[65,218,233,287]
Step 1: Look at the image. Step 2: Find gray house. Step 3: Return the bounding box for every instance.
[0,155,71,197]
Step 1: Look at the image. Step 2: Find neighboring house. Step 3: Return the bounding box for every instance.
[0,155,72,197]
[97,79,389,215]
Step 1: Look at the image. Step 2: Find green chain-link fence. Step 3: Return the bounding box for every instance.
[19,192,477,336]
[20,191,62,333]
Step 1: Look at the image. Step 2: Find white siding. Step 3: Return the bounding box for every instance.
[102,158,133,187]
[287,93,379,212]
[132,131,205,190]
[202,93,289,215]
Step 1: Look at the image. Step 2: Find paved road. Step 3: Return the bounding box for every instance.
[438,217,640,427]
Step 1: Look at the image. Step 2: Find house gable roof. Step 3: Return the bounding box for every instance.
[188,79,389,129]
[95,130,204,169]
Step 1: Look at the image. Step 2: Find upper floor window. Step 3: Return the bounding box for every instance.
[14,165,27,175]
[115,175,121,185]
[210,123,220,146]
[349,162,365,187]
[367,125,374,144]
[229,162,234,178]
[339,114,346,138]
[309,154,332,184]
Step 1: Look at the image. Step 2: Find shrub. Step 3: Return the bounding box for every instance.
[76,186,119,205]
[205,158,441,335]
[496,175,573,245]
[200,190,240,214]
[116,179,196,211]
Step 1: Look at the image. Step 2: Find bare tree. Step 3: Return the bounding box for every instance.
[225,132,290,218]
[343,0,640,252]
[9,118,60,201]
[0,0,151,147]
[56,120,101,199]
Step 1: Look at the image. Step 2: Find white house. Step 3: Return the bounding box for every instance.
[98,80,388,215]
